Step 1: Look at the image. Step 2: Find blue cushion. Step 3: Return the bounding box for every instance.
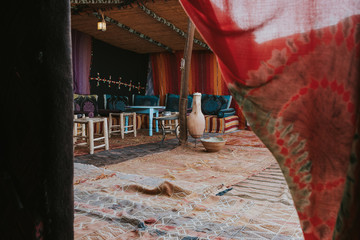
[133,95,159,106]
[201,94,231,115]
[221,95,232,109]
[104,94,128,112]
[165,93,193,112]
[217,108,236,118]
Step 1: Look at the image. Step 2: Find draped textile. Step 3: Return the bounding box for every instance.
[151,51,246,128]
[179,1,360,239]
[71,29,91,94]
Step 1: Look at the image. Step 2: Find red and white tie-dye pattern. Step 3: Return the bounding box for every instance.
[179,1,360,239]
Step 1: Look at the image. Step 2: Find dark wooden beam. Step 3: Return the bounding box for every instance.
[93,12,174,52]
[138,4,210,50]
[179,19,195,145]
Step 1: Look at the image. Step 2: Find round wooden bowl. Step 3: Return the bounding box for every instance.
[200,137,226,152]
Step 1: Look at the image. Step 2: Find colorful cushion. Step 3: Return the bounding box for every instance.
[165,93,193,112]
[201,94,231,115]
[217,108,236,118]
[133,95,159,106]
[104,94,128,112]
[74,94,98,117]
[204,115,239,133]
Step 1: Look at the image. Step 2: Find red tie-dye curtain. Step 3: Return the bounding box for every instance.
[179,0,360,239]
[151,51,246,128]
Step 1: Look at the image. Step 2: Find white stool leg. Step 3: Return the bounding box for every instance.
[80,114,86,137]
[120,113,125,139]
[88,120,94,154]
[73,117,78,144]
[109,113,113,137]
[103,118,109,150]
[73,115,78,145]
[133,113,137,137]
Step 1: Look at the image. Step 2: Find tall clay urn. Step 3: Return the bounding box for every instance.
[187,92,205,138]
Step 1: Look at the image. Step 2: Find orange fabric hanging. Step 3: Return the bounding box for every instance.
[151,51,246,128]
[151,51,227,96]
[179,0,360,239]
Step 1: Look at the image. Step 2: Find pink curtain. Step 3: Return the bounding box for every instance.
[180,1,360,239]
[71,29,91,94]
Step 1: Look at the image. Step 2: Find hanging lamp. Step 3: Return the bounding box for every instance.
[97,11,106,31]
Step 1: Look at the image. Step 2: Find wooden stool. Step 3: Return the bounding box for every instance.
[109,112,137,139]
[73,117,109,154]
[73,114,86,144]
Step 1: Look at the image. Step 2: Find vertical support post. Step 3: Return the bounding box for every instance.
[179,19,195,145]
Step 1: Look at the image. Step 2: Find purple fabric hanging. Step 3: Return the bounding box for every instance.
[71,29,91,94]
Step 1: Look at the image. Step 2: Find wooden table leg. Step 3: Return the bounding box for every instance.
[148,108,154,136]
[155,111,159,133]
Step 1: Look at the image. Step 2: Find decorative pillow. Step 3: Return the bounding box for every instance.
[220,95,232,109]
[217,108,236,118]
[104,94,128,112]
[165,93,193,112]
[133,95,159,106]
[74,94,98,117]
[201,94,231,115]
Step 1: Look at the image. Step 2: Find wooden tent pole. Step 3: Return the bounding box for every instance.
[179,19,195,145]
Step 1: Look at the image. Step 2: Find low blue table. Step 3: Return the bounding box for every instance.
[125,106,166,136]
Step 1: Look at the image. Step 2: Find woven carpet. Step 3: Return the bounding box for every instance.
[222,130,266,148]
[74,131,303,239]
[74,129,177,156]
[224,163,303,238]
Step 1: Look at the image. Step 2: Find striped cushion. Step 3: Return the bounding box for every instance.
[205,115,239,133]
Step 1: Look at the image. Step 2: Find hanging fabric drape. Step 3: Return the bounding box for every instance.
[71,29,92,94]
[179,1,360,239]
[151,51,246,128]
[151,51,227,101]
[151,52,181,104]
[145,58,154,96]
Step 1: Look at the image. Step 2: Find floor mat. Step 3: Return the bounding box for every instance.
[74,129,177,156]
[223,163,303,238]
[74,144,303,239]
[222,131,266,148]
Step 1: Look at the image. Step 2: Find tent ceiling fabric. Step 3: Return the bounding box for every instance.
[71,0,210,53]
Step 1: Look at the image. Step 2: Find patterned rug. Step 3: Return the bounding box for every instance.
[224,163,303,238]
[74,129,176,156]
[222,131,266,148]
[74,132,303,239]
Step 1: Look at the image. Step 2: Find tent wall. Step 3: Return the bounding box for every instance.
[89,38,149,108]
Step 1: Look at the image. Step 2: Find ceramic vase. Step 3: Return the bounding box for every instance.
[187,92,205,138]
